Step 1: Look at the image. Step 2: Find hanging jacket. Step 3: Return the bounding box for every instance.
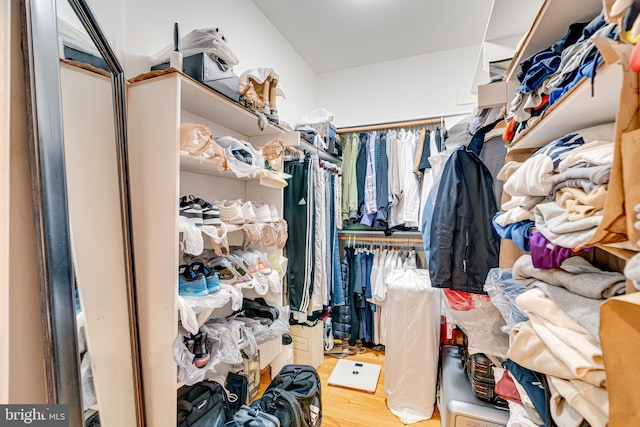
[428,120,501,293]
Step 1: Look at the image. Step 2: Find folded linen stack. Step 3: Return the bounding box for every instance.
[494,123,615,254]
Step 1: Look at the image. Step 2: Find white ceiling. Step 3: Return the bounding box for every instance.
[251,0,495,74]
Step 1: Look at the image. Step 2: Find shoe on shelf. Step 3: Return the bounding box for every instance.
[179,195,204,226]
[269,204,280,222]
[183,331,210,368]
[190,262,221,293]
[242,200,256,224]
[178,264,209,297]
[252,201,272,223]
[216,199,245,224]
[191,197,222,226]
[206,257,242,285]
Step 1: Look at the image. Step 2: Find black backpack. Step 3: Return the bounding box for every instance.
[252,364,322,427]
[178,380,230,427]
[223,405,280,427]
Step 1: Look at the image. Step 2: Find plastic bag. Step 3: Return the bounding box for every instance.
[442,290,510,358]
[150,28,239,70]
[484,268,529,335]
[178,288,233,335]
[296,107,334,127]
[214,136,264,179]
[81,352,97,410]
[174,325,224,386]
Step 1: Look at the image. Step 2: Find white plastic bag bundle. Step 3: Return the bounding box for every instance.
[150,28,239,70]
[296,107,334,127]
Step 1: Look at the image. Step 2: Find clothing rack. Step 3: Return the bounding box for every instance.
[338,234,424,248]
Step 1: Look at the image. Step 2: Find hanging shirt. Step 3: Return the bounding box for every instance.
[364,131,378,215]
[399,130,421,227]
[387,130,401,228]
[375,132,389,228]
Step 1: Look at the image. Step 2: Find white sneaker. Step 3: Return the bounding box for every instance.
[216,200,245,224]
[242,201,256,224]
[252,201,272,223]
[269,204,280,222]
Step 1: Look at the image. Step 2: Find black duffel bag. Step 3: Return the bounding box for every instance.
[178,380,230,427]
[223,405,280,427]
[252,364,322,427]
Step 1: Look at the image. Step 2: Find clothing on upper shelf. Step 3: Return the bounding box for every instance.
[504,13,619,144]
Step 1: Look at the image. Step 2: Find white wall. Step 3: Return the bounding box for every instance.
[87,0,127,62]
[77,0,478,128]
[124,0,317,127]
[317,45,479,128]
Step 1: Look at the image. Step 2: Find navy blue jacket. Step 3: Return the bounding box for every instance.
[428,121,501,293]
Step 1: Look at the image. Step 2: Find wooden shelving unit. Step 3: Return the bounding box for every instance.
[128,72,291,427]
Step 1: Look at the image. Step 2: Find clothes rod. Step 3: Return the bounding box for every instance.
[338,235,423,244]
[337,118,441,134]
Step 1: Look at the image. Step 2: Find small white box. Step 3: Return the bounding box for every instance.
[477,80,519,108]
[290,323,324,368]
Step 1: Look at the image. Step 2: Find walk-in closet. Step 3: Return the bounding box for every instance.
[3,0,640,426]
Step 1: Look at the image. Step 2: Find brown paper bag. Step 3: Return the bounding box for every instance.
[586,38,639,247]
[600,293,640,426]
[621,129,640,249]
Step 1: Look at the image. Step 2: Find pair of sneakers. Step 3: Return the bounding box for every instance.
[179,195,222,226]
[178,262,221,297]
[216,199,279,224]
[183,331,210,368]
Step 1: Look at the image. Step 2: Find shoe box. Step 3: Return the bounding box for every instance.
[438,345,509,427]
[290,322,324,368]
[152,52,239,102]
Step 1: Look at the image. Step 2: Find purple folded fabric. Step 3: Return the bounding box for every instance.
[530,231,573,269]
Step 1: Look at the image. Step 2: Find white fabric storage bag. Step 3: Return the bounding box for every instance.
[384,268,441,424]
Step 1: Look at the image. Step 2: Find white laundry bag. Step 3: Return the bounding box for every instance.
[384,268,442,424]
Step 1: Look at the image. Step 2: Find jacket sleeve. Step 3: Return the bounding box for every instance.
[428,151,461,288]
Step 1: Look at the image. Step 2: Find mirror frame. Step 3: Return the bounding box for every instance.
[20,0,144,425]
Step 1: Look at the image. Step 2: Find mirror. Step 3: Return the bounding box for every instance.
[21,0,143,425]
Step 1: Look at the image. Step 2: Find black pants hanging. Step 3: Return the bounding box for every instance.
[283,161,309,313]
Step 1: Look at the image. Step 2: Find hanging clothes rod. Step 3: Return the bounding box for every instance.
[336,112,471,134]
[338,235,423,244]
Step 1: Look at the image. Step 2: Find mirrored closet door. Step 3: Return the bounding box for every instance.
[21,0,143,425]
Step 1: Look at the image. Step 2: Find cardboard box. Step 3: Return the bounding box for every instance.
[290,323,324,368]
[152,52,239,102]
[477,80,519,109]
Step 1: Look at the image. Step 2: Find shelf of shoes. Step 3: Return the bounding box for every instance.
[508,61,622,150]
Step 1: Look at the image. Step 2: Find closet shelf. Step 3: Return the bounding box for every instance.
[129,71,286,137]
[503,0,603,82]
[180,152,255,180]
[595,244,637,262]
[285,132,341,164]
[508,62,622,150]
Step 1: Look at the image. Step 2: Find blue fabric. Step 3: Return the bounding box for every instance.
[351,252,364,342]
[355,133,368,222]
[492,214,535,252]
[375,133,389,228]
[503,360,548,425]
[421,191,435,260]
[519,51,562,93]
[331,177,345,306]
[549,56,601,105]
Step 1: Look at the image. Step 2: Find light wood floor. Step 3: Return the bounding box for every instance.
[261,349,441,427]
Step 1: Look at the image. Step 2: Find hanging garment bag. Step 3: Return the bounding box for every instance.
[384,268,441,424]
